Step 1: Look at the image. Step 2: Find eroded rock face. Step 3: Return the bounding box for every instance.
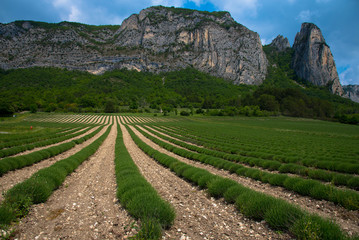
[269,35,290,52]
[343,85,359,103]
[292,22,343,95]
[0,6,268,85]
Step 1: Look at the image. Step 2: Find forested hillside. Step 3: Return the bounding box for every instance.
[1,63,359,123]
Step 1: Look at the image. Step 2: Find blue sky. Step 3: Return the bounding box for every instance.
[1,0,358,85]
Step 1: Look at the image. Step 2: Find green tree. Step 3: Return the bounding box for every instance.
[105,99,116,113]
[259,94,279,112]
[30,104,38,113]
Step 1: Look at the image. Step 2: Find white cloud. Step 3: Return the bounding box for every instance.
[339,67,353,85]
[261,36,274,45]
[297,10,311,22]
[338,65,359,85]
[151,0,185,7]
[192,0,203,6]
[210,0,259,18]
[52,0,83,22]
[296,9,319,22]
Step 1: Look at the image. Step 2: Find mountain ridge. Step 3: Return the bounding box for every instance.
[1,6,358,102]
[0,6,267,85]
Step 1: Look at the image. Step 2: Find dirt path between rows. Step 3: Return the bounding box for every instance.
[122,123,289,240]
[13,118,136,239]
[0,126,104,202]
[135,125,359,237]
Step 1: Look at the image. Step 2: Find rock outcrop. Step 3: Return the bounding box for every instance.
[343,85,359,103]
[292,22,343,95]
[0,6,268,85]
[269,35,290,52]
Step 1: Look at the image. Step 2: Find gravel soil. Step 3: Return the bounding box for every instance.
[121,121,290,240]
[12,118,137,240]
[0,126,102,202]
[135,124,359,237]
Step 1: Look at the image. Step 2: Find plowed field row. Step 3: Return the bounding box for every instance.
[0,114,357,240]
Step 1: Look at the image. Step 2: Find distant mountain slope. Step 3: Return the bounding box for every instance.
[343,85,359,103]
[0,6,267,85]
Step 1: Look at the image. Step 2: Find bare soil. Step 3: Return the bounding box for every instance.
[13,118,137,239]
[123,123,290,239]
[0,126,103,202]
[135,124,359,237]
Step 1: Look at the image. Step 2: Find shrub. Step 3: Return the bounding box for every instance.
[134,218,162,240]
[267,174,289,186]
[235,191,276,221]
[180,111,190,116]
[278,163,306,175]
[0,205,15,225]
[291,215,344,240]
[264,200,304,231]
[310,184,330,200]
[307,169,334,182]
[283,177,302,191]
[348,177,359,190]
[292,179,321,196]
[332,174,351,186]
[207,178,237,198]
[223,185,249,203]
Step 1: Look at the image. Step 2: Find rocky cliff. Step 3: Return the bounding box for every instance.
[343,85,359,103]
[269,35,290,52]
[0,6,267,85]
[292,22,343,95]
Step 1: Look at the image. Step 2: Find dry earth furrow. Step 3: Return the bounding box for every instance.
[134,125,359,237]
[123,124,288,240]
[0,126,103,202]
[14,118,136,239]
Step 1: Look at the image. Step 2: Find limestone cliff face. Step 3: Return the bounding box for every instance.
[343,85,359,103]
[292,23,343,95]
[0,6,268,85]
[269,35,290,52]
